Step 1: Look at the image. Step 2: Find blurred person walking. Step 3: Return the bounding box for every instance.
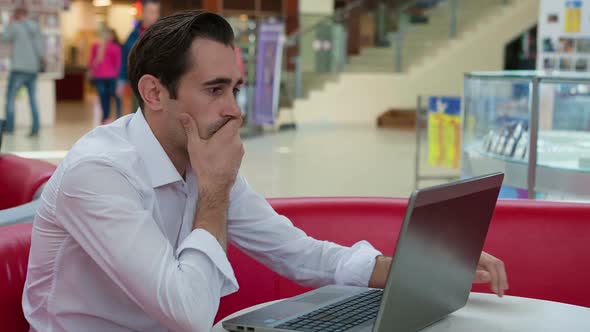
[117,0,160,113]
[88,27,122,125]
[1,5,44,136]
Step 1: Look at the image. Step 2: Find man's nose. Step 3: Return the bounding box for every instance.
[223,97,242,118]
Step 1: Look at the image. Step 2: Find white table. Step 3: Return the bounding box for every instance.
[212,293,590,331]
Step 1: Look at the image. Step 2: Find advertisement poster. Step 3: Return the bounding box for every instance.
[564,0,582,33]
[428,97,461,169]
[254,22,285,125]
[538,0,590,72]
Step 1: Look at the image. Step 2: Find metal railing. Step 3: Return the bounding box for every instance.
[233,0,514,117]
[393,0,512,72]
[281,0,368,107]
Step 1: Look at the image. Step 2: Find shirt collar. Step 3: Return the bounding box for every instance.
[128,110,183,188]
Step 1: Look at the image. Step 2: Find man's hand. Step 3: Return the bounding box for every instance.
[369,251,508,297]
[179,113,244,195]
[179,113,244,251]
[473,251,509,297]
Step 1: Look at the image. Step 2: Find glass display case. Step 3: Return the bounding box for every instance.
[462,71,590,201]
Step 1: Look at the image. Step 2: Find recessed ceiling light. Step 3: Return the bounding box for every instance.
[93,0,112,7]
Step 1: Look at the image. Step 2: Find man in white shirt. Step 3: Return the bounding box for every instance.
[22,11,508,332]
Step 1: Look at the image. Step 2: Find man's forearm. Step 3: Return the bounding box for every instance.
[193,190,230,251]
[368,255,392,288]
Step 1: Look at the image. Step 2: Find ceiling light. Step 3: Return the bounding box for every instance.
[93,0,112,7]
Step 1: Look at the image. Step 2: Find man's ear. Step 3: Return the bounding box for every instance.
[137,74,166,112]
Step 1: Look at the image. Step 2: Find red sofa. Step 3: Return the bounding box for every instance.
[0,222,34,332]
[0,154,56,210]
[1,198,589,331]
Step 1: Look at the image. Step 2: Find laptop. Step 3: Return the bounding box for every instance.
[223,173,504,332]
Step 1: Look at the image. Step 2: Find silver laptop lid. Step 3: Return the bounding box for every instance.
[374,173,504,332]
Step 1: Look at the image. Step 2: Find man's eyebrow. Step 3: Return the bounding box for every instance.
[203,77,232,86]
[203,77,243,86]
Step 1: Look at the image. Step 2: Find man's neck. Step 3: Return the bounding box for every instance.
[167,147,190,180]
[143,112,190,179]
[156,131,189,179]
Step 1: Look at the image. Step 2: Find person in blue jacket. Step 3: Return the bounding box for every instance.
[117,0,161,113]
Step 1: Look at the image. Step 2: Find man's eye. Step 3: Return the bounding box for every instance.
[207,87,222,95]
[233,88,241,96]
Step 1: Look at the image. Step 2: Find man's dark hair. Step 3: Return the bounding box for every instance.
[128,11,235,110]
[15,6,28,16]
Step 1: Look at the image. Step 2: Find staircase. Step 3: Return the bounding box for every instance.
[276,0,539,126]
[346,0,511,73]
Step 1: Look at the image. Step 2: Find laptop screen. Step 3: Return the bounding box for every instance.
[374,173,503,332]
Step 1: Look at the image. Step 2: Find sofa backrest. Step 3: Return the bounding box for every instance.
[471,199,590,307]
[0,154,56,210]
[2,198,589,329]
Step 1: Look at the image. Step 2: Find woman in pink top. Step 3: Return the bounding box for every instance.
[88,27,122,124]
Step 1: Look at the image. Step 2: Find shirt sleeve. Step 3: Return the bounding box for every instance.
[56,159,238,332]
[119,29,136,82]
[1,23,15,42]
[88,44,97,69]
[34,22,44,56]
[227,175,383,287]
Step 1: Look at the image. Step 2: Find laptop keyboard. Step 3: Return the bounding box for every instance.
[275,289,383,332]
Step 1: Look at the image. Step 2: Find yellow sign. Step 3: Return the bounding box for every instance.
[427,97,461,169]
[564,1,582,33]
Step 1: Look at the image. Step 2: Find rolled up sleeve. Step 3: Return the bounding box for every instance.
[176,229,238,296]
[333,240,382,286]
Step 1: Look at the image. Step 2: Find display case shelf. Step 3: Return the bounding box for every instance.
[462,71,590,200]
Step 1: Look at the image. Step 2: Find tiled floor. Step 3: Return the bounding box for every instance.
[2,100,458,198]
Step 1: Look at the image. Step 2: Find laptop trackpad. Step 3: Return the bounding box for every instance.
[293,292,344,304]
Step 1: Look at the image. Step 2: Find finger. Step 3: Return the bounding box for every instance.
[487,254,506,297]
[215,117,243,139]
[474,270,491,284]
[497,260,509,293]
[178,113,203,143]
[487,260,501,297]
[481,256,500,296]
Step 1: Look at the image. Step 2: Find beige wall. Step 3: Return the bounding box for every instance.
[107,4,136,43]
[60,1,135,66]
[283,0,539,125]
[60,0,96,42]
[299,0,334,15]
[60,1,134,43]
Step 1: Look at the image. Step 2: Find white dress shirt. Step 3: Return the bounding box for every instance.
[22,111,382,332]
